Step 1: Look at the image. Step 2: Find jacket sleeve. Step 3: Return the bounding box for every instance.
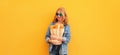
[45,24,51,44]
[62,25,71,44]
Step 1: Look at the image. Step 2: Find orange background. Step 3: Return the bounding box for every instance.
[0,0,120,55]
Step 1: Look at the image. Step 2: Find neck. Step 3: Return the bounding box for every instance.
[57,21,63,24]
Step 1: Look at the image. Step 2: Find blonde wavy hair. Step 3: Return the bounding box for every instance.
[53,7,68,26]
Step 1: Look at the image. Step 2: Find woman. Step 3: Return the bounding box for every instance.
[45,7,71,55]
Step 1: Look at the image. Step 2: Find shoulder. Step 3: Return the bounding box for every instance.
[50,22,55,25]
[65,24,70,28]
[64,24,70,31]
[48,22,54,27]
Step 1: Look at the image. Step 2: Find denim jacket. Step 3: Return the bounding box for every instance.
[45,22,71,54]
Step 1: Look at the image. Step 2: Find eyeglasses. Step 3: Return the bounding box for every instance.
[56,13,63,17]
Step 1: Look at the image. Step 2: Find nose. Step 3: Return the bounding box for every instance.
[57,15,61,18]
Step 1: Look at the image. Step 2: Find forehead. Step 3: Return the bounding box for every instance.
[57,10,63,13]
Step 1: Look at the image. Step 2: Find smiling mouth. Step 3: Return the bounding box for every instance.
[58,17,62,19]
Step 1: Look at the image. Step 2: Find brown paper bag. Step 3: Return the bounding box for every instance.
[50,23,64,45]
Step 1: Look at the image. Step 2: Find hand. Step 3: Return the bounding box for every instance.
[51,40,62,45]
[48,39,56,44]
[57,37,63,41]
[48,39,52,43]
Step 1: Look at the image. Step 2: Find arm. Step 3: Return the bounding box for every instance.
[62,25,71,44]
[45,23,52,44]
[45,26,51,44]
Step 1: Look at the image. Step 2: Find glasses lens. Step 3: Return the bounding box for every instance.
[60,13,63,16]
[56,13,58,16]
